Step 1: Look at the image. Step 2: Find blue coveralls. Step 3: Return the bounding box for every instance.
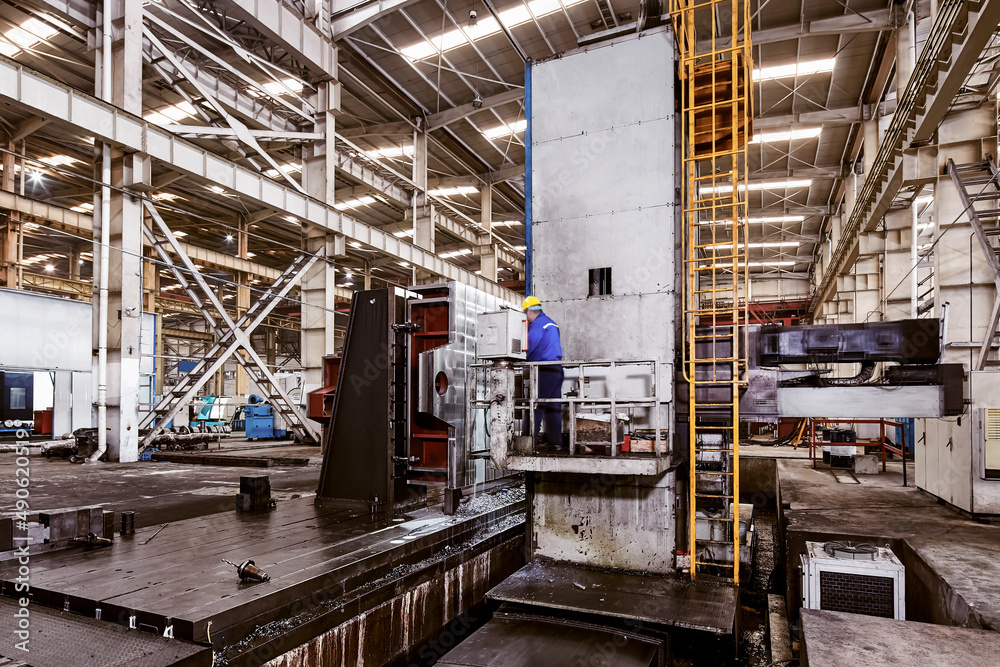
[527,312,563,446]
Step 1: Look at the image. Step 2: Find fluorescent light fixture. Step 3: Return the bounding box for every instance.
[439,248,473,259]
[285,215,299,224]
[401,0,587,61]
[394,229,414,238]
[746,260,797,267]
[482,119,527,140]
[512,245,526,251]
[364,146,414,159]
[706,241,800,250]
[39,155,79,167]
[700,179,812,195]
[145,101,197,127]
[261,78,304,97]
[492,220,523,227]
[700,215,807,225]
[750,127,822,144]
[334,196,376,211]
[429,186,479,196]
[754,58,836,82]
[349,241,363,248]
[209,185,226,194]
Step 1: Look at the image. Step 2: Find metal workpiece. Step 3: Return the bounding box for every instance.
[485,361,516,471]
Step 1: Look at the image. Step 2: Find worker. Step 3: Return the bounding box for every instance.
[523,296,564,449]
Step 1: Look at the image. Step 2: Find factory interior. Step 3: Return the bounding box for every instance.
[3,0,1000,665]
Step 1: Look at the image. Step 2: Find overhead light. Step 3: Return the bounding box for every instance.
[482,119,527,140]
[401,0,588,60]
[349,241,363,248]
[700,179,812,195]
[364,146,415,159]
[1,17,58,57]
[260,78,304,97]
[394,229,415,238]
[78,259,85,265]
[399,261,411,268]
[492,220,523,227]
[512,245,526,251]
[754,58,836,82]
[439,248,473,259]
[472,94,483,109]
[746,260,797,267]
[285,215,299,224]
[71,202,95,213]
[145,101,197,127]
[172,230,188,237]
[28,170,42,183]
[699,215,807,225]
[265,163,303,178]
[225,234,234,242]
[39,155,79,167]
[469,9,478,28]
[429,186,479,196]
[750,128,822,144]
[706,241,800,250]
[44,264,54,272]
[334,196,376,211]
[246,251,256,257]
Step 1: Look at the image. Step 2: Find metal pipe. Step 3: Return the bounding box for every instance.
[91,0,112,464]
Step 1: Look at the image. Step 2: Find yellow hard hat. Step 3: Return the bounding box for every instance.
[522,296,542,311]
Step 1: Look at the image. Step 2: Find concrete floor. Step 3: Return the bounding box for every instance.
[0,440,321,529]
[778,456,1000,630]
[800,609,1000,667]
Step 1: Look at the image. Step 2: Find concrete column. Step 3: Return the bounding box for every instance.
[303,80,338,205]
[883,208,916,320]
[478,183,497,281]
[1,131,18,288]
[301,229,343,405]
[412,128,435,284]
[92,0,143,462]
[235,217,251,397]
[934,108,998,367]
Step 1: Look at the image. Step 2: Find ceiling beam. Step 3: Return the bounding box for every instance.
[426,89,524,131]
[0,56,518,301]
[214,0,337,78]
[429,164,524,189]
[755,105,862,129]
[11,116,51,142]
[332,0,424,39]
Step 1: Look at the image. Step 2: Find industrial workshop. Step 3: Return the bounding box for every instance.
[2,0,1000,665]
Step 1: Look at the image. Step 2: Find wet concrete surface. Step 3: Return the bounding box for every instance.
[801,609,1000,667]
[779,458,1000,630]
[0,444,321,529]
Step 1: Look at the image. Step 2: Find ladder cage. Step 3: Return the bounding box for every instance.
[671,0,753,584]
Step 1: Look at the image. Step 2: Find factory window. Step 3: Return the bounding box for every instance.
[9,387,25,411]
[588,267,612,297]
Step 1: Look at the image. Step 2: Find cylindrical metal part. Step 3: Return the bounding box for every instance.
[120,511,136,536]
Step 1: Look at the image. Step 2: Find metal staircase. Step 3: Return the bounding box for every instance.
[138,201,323,449]
[672,0,752,583]
[947,156,1000,370]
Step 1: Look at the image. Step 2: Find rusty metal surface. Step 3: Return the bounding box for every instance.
[487,561,737,635]
[436,616,662,666]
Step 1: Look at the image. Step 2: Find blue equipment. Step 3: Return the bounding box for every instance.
[244,403,287,440]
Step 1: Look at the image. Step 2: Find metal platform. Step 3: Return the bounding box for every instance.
[0,596,210,667]
[487,561,738,635]
[505,455,677,476]
[0,494,524,653]
[437,615,664,666]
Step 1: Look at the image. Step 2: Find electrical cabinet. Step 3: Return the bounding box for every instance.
[477,310,528,360]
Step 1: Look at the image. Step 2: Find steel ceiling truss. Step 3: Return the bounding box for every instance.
[138,200,323,448]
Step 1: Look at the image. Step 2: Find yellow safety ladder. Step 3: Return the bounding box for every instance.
[671,0,752,584]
